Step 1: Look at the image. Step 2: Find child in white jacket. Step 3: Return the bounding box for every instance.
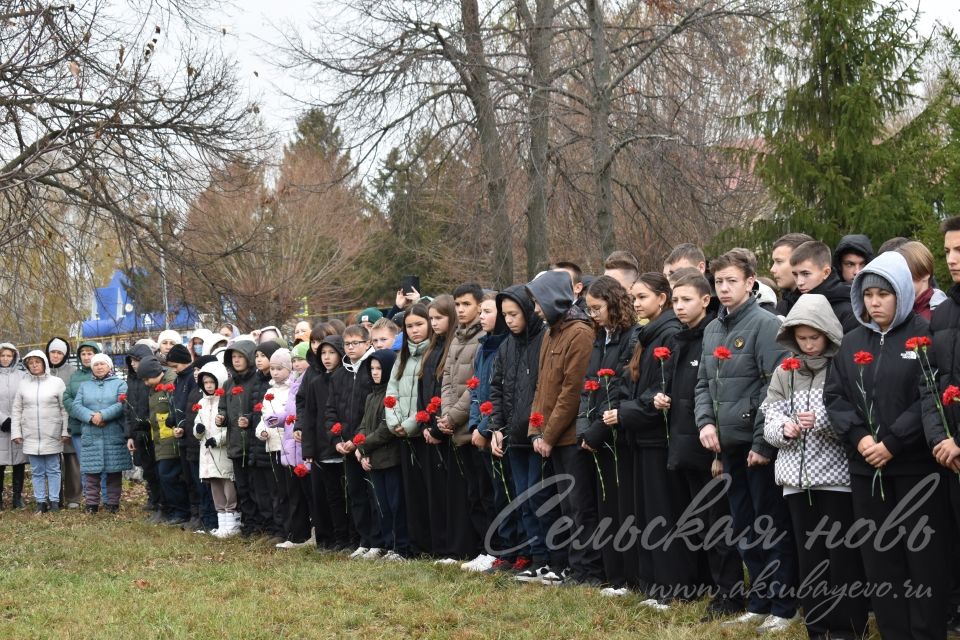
[192,360,237,537]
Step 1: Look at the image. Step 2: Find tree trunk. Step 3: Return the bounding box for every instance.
[587,0,615,257]
[523,0,555,279]
[461,0,513,287]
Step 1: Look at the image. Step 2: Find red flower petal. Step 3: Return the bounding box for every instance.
[466,377,480,390]
[479,401,494,416]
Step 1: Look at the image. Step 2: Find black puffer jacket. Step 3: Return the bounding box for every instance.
[123,344,154,440]
[419,334,447,440]
[825,251,933,477]
[921,284,960,449]
[664,313,716,471]
[301,335,343,461]
[576,324,640,450]
[489,285,547,447]
[619,310,682,448]
[217,339,267,465]
[324,348,375,442]
[168,362,199,460]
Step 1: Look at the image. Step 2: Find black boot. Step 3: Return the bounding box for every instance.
[11,464,24,509]
[35,501,48,514]
[84,504,99,514]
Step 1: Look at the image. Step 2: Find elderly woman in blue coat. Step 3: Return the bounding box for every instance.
[71,353,129,513]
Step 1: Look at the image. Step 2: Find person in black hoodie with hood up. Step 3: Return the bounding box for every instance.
[489,284,560,583]
[301,334,348,551]
[165,344,207,532]
[575,275,640,593]
[216,339,268,538]
[832,233,875,284]
[123,343,163,515]
[826,250,947,640]
[658,272,744,619]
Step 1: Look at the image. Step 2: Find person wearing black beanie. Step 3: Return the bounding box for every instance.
[166,344,193,366]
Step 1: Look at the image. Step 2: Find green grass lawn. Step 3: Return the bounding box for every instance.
[0,481,876,639]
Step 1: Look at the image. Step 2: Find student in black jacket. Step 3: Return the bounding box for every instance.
[123,343,162,515]
[301,334,348,551]
[325,325,383,557]
[825,250,948,640]
[576,276,639,593]
[613,272,683,605]
[489,285,557,581]
[658,271,744,619]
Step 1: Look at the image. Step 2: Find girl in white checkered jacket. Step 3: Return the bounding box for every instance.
[761,293,868,639]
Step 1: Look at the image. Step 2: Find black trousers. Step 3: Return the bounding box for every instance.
[592,441,626,587]
[133,431,162,508]
[439,442,475,559]
[550,444,605,583]
[851,471,948,640]
[344,454,382,548]
[464,445,495,553]
[280,467,313,543]
[425,440,452,557]
[232,460,262,534]
[400,436,432,556]
[675,465,743,598]
[787,490,869,638]
[249,456,284,538]
[178,443,199,517]
[316,461,350,546]
[640,447,704,601]
[722,444,798,618]
[0,463,25,507]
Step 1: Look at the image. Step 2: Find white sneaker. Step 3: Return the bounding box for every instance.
[212,513,239,539]
[461,554,496,572]
[381,551,405,562]
[348,546,370,559]
[721,611,768,627]
[361,547,385,559]
[600,587,631,597]
[433,558,459,565]
[757,614,800,633]
[639,598,670,611]
[275,540,309,549]
[539,567,565,586]
[516,565,553,584]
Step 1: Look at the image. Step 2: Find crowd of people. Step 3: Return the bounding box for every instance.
[2,221,960,640]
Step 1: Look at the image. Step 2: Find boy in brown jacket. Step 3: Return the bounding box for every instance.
[527,271,602,586]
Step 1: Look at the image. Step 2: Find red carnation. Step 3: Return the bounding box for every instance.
[466,377,480,390]
[191,403,202,412]
[415,410,430,423]
[430,396,441,407]
[584,380,601,392]
[653,347,671,361]
[231,386,243,396]
[352,433,366,447]
[596,368,616,377]
[264,393,275,401]
[384,396,398,409]
[331,422,343,436]
[253,402,263,413]
[529,412,544,428]
[943,385,960,406]
[905,337,918,351]
[214,388,225,396]
[285,414,296,425]
[479,401,494,416]
[906,336,932,351]
[293,463,310,478]
[118,393,127,403]
[154,384,163,392]
[781,358,802,371]
[426,401,440,415]
[853,351,874,366]
[165,383,175,392]
[713,346,732,361]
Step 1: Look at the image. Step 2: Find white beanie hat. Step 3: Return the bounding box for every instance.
[48,338,68,354]
[91,353,113,369]
[157,329,182,345]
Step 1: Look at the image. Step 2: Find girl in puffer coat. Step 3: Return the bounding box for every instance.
[11,351,68,512]
[257,348,292,544]
[762,294,868,639]
[193,360,237,538]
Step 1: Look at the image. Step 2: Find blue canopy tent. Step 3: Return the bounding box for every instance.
[81,270,201,339]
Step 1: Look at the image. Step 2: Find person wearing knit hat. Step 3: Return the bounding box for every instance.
[858,272,894,294]
[157,330,182,361]
[358,307,383,330]
[255,340,281,381]
[166,344,193,366]
[269,348,292,373]
[137,356,165,381]
[290,341,309,362]
[90,353,114,370]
